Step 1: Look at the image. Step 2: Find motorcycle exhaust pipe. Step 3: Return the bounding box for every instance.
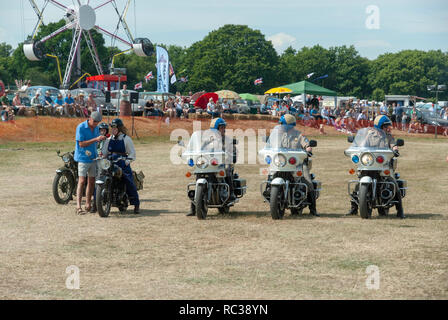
[380,189,393,200]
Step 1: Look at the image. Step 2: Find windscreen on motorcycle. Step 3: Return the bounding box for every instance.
[184,130,234,163]
[351,127,391,149]
[265,125,305,151]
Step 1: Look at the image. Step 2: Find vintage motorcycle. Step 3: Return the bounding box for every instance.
[182,129,247,219]
[95,155,131,217]
[344,128,407,219]
[52,150,78,204]
[259,127,321,219]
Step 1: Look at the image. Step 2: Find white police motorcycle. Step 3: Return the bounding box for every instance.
[182,129,246,219]
[259,126,321,219]
[344,128,407,219]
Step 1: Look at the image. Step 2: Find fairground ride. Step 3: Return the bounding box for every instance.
[23,0,153,89]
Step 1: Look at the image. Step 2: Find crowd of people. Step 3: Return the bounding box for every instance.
[2,86,447,136]
[0,88,101,121]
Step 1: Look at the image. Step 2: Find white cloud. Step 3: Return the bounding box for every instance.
[355,40,392,48]
[267,33,297,53]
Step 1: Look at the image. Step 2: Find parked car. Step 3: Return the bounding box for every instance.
[110,90,145,116]
[138,91,176,110]
[25,86,61,105]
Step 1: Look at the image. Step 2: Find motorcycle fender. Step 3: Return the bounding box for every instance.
[359,176,373,185]
[56,167,70,174]
[96,176,109,185]
[196,178,208,187]
[270,177,285,186]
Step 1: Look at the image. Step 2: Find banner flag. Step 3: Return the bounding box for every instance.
[156,46,169,93]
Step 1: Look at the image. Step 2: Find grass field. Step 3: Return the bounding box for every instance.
[0,123,447,299]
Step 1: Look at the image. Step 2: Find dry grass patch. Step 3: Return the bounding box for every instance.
[0,134,447,299]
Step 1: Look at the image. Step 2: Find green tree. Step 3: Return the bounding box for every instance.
[0,42,13,57]
[182,24,279,94]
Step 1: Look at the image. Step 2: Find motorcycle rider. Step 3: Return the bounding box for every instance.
[101,118,140,214]
[346,115,405,219]
[272,114,319,216]
[90,122,110,213]
[186,117,236,216]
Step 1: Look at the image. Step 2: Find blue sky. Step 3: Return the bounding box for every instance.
[1,0,447,59]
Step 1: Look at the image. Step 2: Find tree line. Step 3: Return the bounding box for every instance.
[0,23,447,101]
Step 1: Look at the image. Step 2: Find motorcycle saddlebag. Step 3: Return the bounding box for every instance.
[133,170,145,191]
[234,178,247,197]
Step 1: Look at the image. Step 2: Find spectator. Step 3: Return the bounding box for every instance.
[31,92,42,115]
[390,103,397,128]
[43,91,55,116]
[65,92,76,117]
[310,95,319,108]
[87,93,98,114]
[0,89,10,107]
[310,106,323,120]
[222,99,230,113]
[54,94,64,116]
[119,84,131,116]
[395,103,404,130]
[175,98,183,118]
[76,92,89,118]
[12,92,25,115]
[206,98,219,118]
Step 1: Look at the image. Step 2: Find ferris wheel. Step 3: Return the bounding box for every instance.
[23,0,154,88]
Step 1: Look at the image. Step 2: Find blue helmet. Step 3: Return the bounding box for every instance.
[374,115,392,130]
[210,117,227,130]
[279,114,296,126]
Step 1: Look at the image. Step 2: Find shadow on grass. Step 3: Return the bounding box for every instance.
[139,198,171,203]
[105,208,182,218]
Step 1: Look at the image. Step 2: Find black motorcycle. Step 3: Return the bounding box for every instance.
[95,156,130,217]
[52,150,78,204]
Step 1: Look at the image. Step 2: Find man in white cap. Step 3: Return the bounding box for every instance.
[74,111,106,214]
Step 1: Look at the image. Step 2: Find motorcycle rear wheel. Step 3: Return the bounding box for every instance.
[96,184,111,218]
[270,185,285,220]
[195,184,208,220]
[359,184,373,219]
[52,171,74,205]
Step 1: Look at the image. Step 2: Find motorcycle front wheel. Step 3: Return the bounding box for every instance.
[96,184,111,217]
[270,185,285,220]
[359,184,373,219]
[195,184,208,220]
[52,171,75,204]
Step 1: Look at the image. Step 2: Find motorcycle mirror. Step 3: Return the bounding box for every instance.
[396,139,404,147]
[309,140,317,147]
[347,136,354,143]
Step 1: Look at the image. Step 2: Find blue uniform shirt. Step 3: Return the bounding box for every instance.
[75,120,99,163]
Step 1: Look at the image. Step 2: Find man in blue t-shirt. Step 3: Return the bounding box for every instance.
[64,92,75,117]
[74,111,106,214]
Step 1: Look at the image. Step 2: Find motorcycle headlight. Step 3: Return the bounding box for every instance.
[98,159,111,170]
[360,153,374,166]
[273,154,287,167]
[196,156,209,169]
[62,154,71,163]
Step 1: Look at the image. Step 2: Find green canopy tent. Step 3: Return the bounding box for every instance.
[282,80,337,108]
[239,93,260,102]
[283,80,337,96]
